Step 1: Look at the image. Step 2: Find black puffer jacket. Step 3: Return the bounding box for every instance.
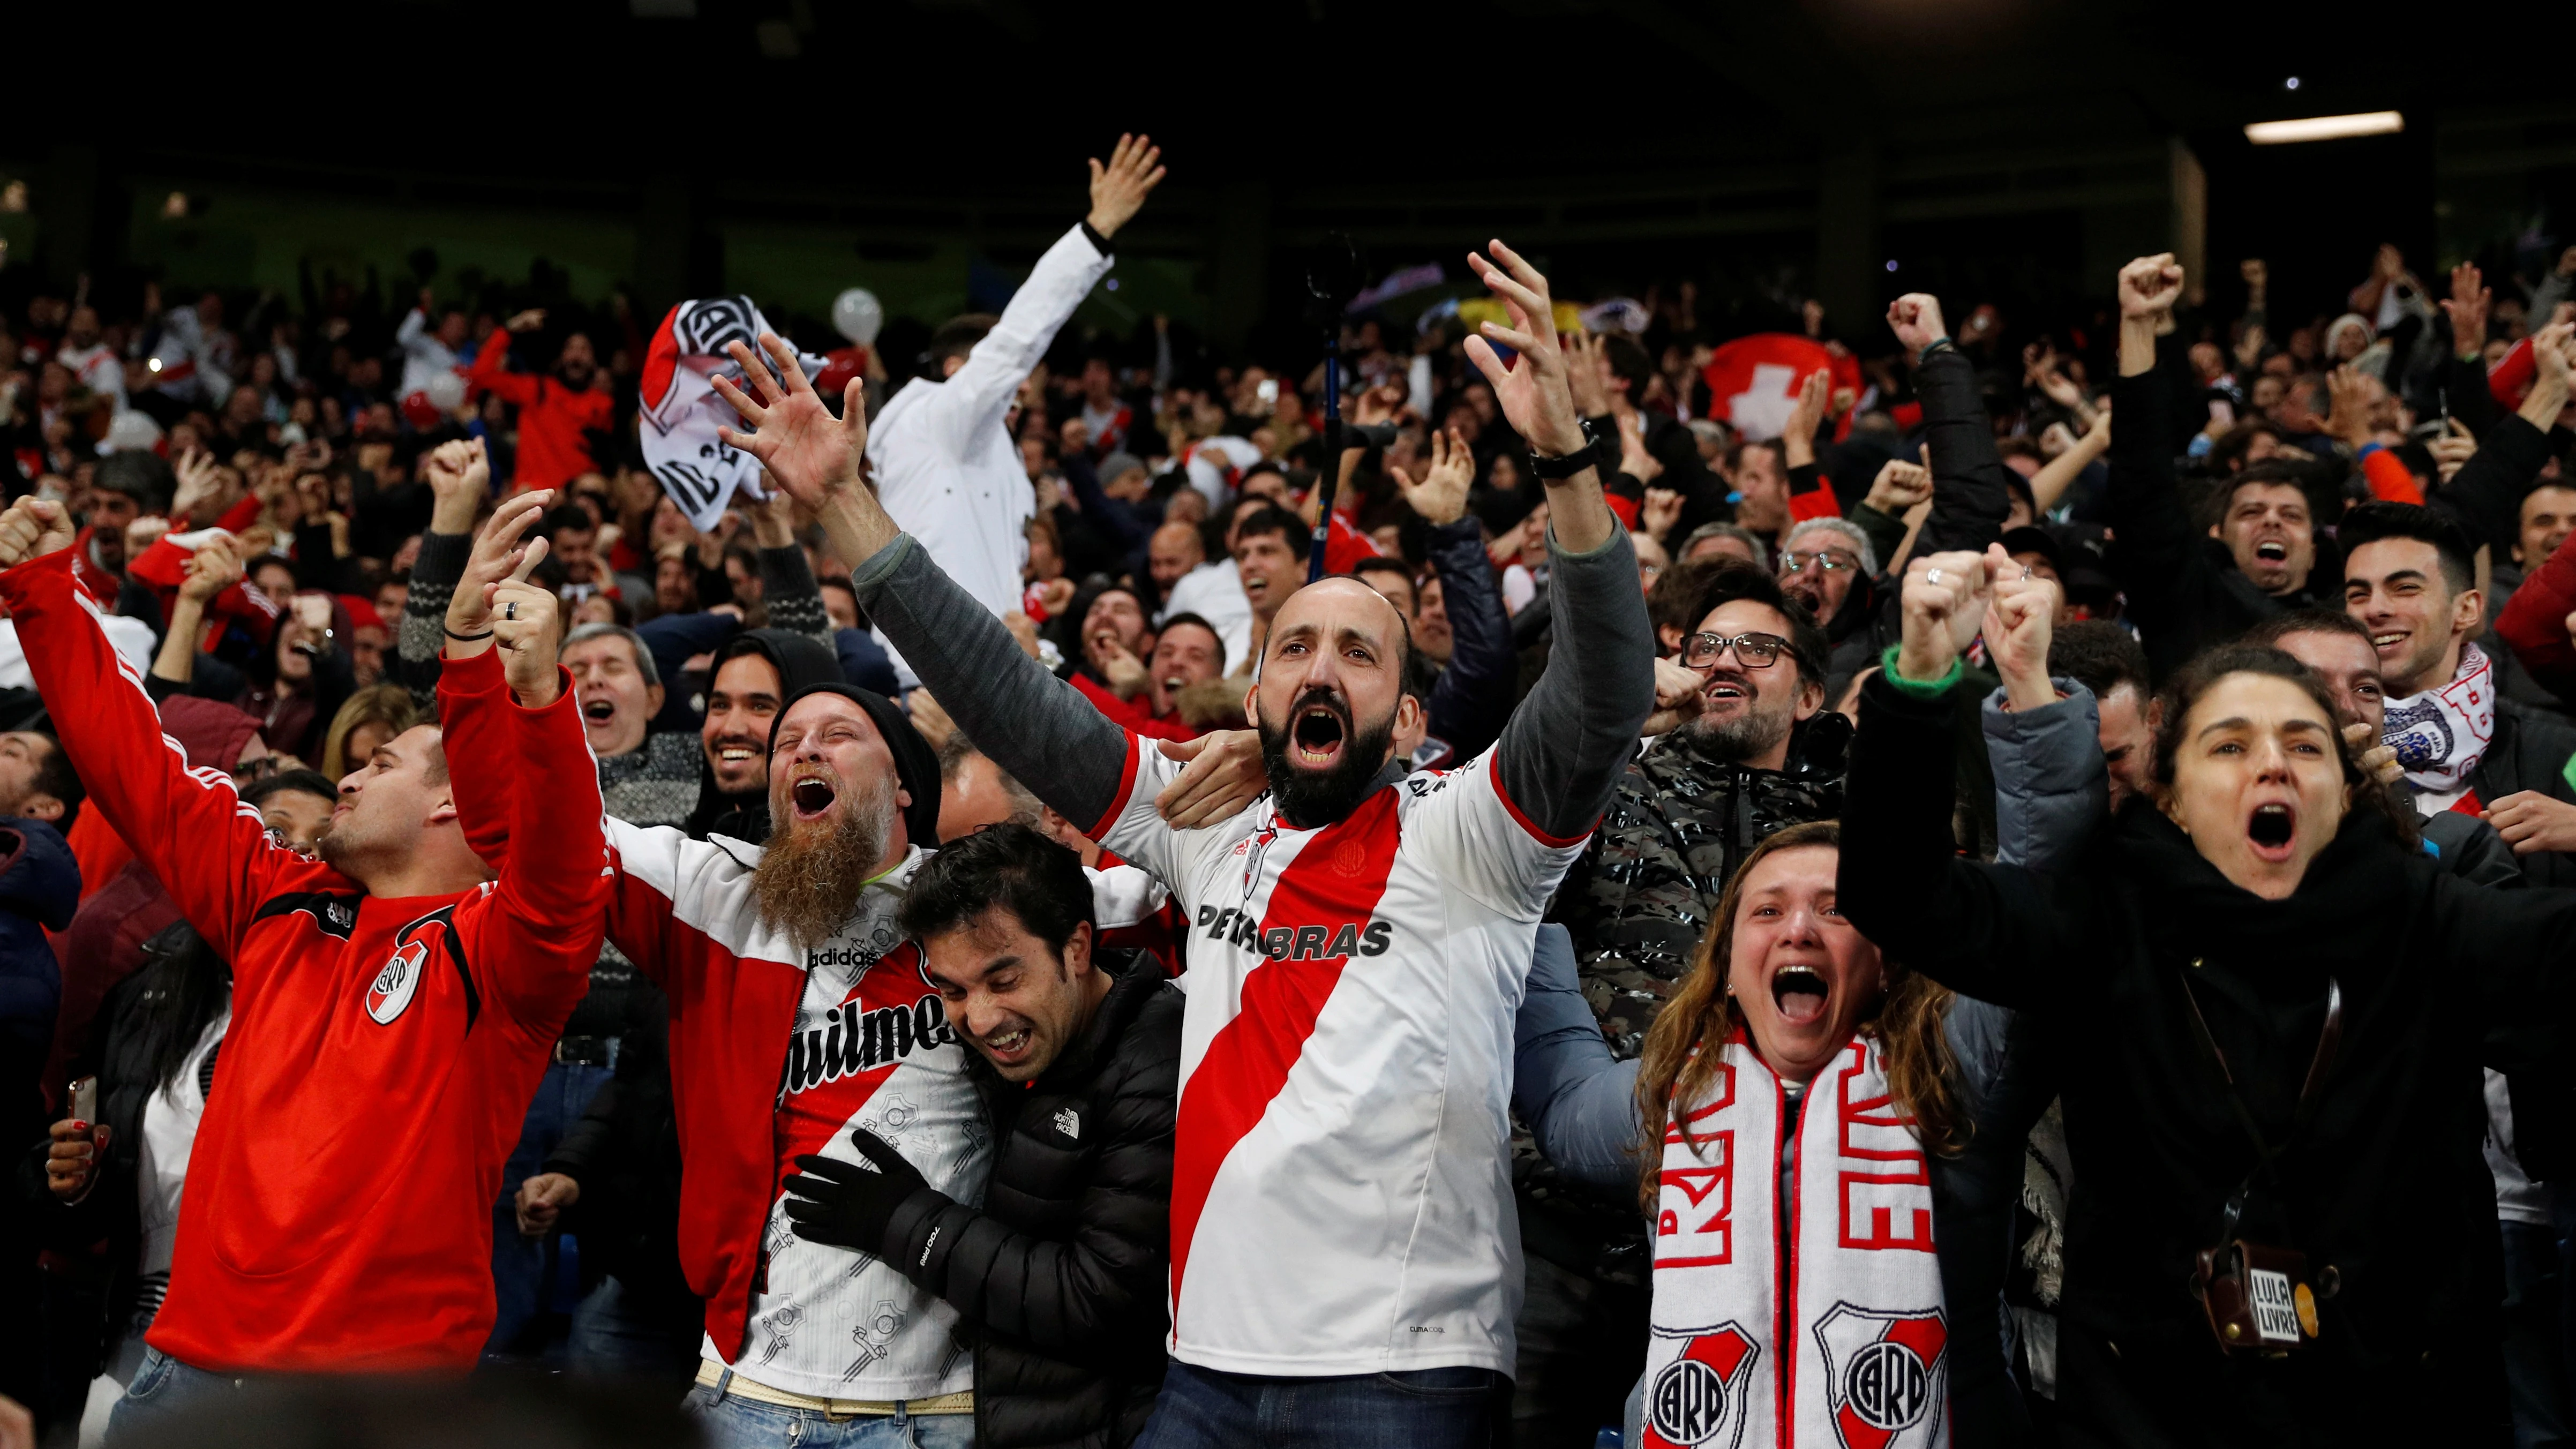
[880,956,1181,1449]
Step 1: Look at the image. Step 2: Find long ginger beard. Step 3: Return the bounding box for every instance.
[752,769,899,952]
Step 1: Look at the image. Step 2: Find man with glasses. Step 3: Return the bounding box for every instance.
[1521,558,1847,1438]
[1774,517,1875,634]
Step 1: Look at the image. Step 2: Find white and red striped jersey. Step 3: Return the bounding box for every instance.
[1091,742,1588,1376]
[602,826,988,1402]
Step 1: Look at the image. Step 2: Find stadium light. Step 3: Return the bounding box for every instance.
[2244,112,2404,146]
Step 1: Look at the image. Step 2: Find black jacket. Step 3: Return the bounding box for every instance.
[1842,673,2576,1443]
[19,923,221,1380]
[879,958,1181,1449]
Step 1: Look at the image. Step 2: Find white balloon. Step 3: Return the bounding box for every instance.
[424,370,468,412]
[832,288,883,347]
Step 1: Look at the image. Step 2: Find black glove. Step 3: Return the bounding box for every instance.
[782,1128,933,1255]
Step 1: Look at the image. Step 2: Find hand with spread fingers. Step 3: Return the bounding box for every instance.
[1153,729,1267,829]
[446,489,553,657]
[1085,132,1166,241]
[1463,239,1616,553]
[782,1129,935,1255]
[712,333,869,509]
[1390,426,1473,527]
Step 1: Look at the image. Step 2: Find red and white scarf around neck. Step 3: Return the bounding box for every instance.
[2383,641,2496,802]
[1646,1032,1948,1449]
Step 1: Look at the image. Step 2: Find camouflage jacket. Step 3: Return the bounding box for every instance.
[1546,712,1851,1058]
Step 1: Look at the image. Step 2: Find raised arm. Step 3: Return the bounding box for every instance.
[1395,426,1518,762]
[901,136,1162,447]
[0,502,290,960]
[748,489,831,644]
[443,513,608,1033]
[2436,323,2574,555]
[1463,241,1655,838]
[1887,294,2012,555]
[2100,253,2214,678]
[467,312,544,407]
[393,440,489,711]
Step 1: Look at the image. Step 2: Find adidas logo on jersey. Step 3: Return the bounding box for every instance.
[1195,906,1394,960]
[783,992,953,1096]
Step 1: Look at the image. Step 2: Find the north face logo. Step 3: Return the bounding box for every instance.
[366,940,429,1025]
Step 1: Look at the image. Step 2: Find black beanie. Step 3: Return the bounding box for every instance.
[769,682,943,852]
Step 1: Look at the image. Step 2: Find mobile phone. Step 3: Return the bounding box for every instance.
[69,1076,96,1126]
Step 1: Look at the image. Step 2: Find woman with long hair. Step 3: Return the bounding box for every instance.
[317,683,419,780]
[1514,819,1965,1448]
[1841,549,2576,1444]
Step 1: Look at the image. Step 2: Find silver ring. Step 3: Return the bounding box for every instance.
[1925,568,1944,585]
[2020,564,2034,580]
[505,600,517,621]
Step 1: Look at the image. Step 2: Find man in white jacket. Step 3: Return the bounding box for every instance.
[866,134,1164,682]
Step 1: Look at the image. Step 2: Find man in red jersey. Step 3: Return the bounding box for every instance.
[2,490,606,1440]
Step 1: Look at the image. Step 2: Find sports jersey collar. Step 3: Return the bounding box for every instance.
[1264,760,1409,834]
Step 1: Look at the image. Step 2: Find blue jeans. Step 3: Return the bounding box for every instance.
[486,1058,614,1357]
[101,1347,238,1446]
[569,1275,705,1384]
[1133,1358,1504,1449]
[683,1368,974,1448]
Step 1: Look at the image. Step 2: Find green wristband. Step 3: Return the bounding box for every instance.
[1879,643,1964,697]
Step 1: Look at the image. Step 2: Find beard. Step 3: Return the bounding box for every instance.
[753,771,897,951]
[1676,682,1796,764]
[1257,687,1396,830]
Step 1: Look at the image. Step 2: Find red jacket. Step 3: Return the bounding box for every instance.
[467,332,616,490]
[5,547,606,1373]
[2499,528,2576,700]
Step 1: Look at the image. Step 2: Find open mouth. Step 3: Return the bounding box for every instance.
[581,698,617,724]
[715,739,760,768]
[2370,630,2406,656]
[983,1023,1031,1058]
[2247,802,2296,860]
[1292,701,1347,766]
[790,775,837,820]
[1160,673,1188,694]
[1771,965,1829,1026]
[1702,672,1752,708]
[2254,540,2289,564]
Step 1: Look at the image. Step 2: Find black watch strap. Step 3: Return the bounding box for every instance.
[1527,436,1606,480]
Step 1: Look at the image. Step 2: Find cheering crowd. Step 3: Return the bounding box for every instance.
[5,130,2576,1449]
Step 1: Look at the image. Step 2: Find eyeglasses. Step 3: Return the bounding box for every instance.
[234,755,287,784]
[1681,630,1789,670]
[1777,550,1859,577]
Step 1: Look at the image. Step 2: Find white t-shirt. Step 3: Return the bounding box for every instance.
[1093,738,1585,1376]
[1156,561,1253,674]
[137,1001,231,1323]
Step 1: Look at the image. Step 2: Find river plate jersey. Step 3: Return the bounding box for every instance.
[1091,738,1588,1375]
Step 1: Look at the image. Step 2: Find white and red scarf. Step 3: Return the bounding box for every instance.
[638,297,826,532]
[1646,1031,1948,1449]
[2383,641,2496,804]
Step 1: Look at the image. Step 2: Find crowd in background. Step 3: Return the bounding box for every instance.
[5,136,2576,1449]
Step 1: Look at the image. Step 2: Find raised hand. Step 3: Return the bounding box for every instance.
[2444,262,2491,361]
[2118,254,2186,320]
[422,438,490,533]
[0,499,75,572]
[1642,486,1685,539]
[447,489,553,641]
[1863,458,1934,515]
[1462,240,1587,459]
[2342,721,2402,787]
[490,566,561,706]
[1887,294,1948,359]
[1982,543,2061,709]
[1564,331,1611,417]
[712,333,868,508]
[1390,426,1472,526]
[2431,418,2477,484]
[1782,367,1830,466]
[2326,365,2375,447]
[1085,133,1166,241]
[1896,549,1994,684]
[506,309,547,334]
[1094,634,1150,700]
[1618,410,1663,483]
[171,447,222,523]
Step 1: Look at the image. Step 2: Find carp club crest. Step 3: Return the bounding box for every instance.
[1643,1321,1756,1449]
[366,940,429,1025]
[1814,1302,1947,1449]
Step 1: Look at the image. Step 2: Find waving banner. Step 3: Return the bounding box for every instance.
[640,297,828,531]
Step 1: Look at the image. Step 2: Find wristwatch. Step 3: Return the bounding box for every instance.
[1527,431,1606,481]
